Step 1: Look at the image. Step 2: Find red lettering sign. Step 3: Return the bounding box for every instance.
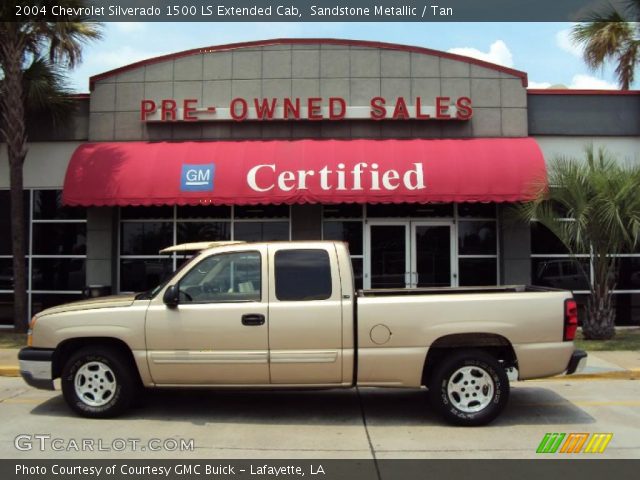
[139,96,474,122]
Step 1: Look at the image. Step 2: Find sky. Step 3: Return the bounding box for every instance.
[66,22,634,92]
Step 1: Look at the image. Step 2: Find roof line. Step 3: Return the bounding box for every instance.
[527,89,640,95]
[89,38,528,90]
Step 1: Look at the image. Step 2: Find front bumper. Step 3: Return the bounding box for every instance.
[18,347,55,390]
[566,349,588,375]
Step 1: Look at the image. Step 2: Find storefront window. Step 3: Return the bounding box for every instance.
[616,258,640,290]
[0,190,29,255]
[456,204,498,286]
[33,190,85,220]
[0,189,87,324]
[458,221,497,255]
[118,205,290,292]
[367,203,454,218]
[531,223,570,254]
[234,222,289,241]
[32,223,86,255]
[459,258,498,286]
[120,222,173,256]
[614,293,640,326]
[322,205,364,290]
[323,221,363,255]
[32,258,86,291]
[323,204,363,219]
[457,203,497,218]
[0,293,14,326]
[0,259,12,291]
[531,257,590,290]
[530,220,640,326]
[120,206,173,219]
[119,258,174,293]
[235,205,289,219]
[30,189,87,317]
[177,222,231,243]
[176,205,231,219]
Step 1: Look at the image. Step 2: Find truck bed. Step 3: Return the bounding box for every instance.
[358,285,560,297]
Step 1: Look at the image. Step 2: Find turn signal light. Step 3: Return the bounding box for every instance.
[564,299,578,341]
[27,316,37,347]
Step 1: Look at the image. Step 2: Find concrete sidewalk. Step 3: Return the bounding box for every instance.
[1,347,639,380]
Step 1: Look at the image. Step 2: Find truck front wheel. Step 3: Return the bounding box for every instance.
[428,349,509,426]
[61,347,135,418]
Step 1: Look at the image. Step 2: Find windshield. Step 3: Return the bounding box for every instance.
[135,254,200,300]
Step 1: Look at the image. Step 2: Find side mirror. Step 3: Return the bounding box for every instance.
[163,285,179,308]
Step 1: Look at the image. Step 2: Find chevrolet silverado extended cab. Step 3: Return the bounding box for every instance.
[19,241,587,426]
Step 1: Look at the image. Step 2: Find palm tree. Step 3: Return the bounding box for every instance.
[572,0,640,90]
[520,147,640,340]
[0,2,101,332]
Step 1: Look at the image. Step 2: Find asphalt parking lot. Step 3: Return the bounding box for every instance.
[0,376,639,459]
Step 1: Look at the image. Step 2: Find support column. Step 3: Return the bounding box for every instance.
[498,205,532,285]
[85,207,116,291]
[290,204,322,240]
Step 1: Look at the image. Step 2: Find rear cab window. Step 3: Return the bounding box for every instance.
[274,249,332,301]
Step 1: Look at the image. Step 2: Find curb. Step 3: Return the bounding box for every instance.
[544,368,640,382]
[0,366,19,377]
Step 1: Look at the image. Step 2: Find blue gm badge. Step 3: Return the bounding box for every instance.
[181,164,215,192]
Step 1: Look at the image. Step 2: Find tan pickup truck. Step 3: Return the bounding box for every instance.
[19,241,586,426]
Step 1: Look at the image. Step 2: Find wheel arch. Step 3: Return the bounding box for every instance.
[421,333,517,386]
[53,337,143,387]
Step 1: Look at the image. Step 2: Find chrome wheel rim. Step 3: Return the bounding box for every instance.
[446,366,495,413]
[74,361,117,407]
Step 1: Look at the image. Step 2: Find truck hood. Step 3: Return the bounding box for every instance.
[36,294,138,317]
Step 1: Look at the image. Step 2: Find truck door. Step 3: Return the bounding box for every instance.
[145,246,270,385]
[267,245,344,384]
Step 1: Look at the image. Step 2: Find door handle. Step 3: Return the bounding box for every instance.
[241,314,265,326]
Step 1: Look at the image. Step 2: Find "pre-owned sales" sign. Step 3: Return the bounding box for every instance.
[140,96,473,122]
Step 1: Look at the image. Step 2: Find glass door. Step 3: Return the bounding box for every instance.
[411,222,456,287]
[365,221,456,289]
[365,222,410,289]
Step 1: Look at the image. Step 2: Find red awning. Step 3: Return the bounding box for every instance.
[62,138,546,206]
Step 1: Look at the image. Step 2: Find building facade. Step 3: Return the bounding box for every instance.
[1,38,639,326]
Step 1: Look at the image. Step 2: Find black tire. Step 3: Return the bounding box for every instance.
[428,349,509,426]
[61,346,135,418]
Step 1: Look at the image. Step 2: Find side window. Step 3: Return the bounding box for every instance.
[179,251,261,303]
[275,249,332,301]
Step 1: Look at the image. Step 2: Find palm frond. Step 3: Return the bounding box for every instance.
[571,0,639,89]
[21,56,73,126]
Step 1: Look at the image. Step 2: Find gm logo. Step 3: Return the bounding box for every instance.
[181,164,215,191]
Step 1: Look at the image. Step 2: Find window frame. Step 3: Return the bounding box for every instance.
[176,250,263,305]
[273,248,333,302]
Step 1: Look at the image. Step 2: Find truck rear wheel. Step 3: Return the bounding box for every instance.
[61,347,135,418]
[428,349,509,426]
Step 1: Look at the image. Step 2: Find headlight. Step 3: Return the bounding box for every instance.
[27,316,37,347]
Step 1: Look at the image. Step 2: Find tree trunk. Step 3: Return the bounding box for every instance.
[583,289,616,340]
[0,37,29,332]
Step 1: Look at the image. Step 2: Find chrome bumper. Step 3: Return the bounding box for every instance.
[18,348,55,390]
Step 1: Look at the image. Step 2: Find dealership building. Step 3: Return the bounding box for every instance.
[1,38,639,326]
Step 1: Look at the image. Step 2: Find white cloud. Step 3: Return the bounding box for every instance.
[112,22,146,33]
[568,74,617,89]
[528,81,552,89]
[447,40,514,68]
[555,28,582,57]
[527,74,617,90]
